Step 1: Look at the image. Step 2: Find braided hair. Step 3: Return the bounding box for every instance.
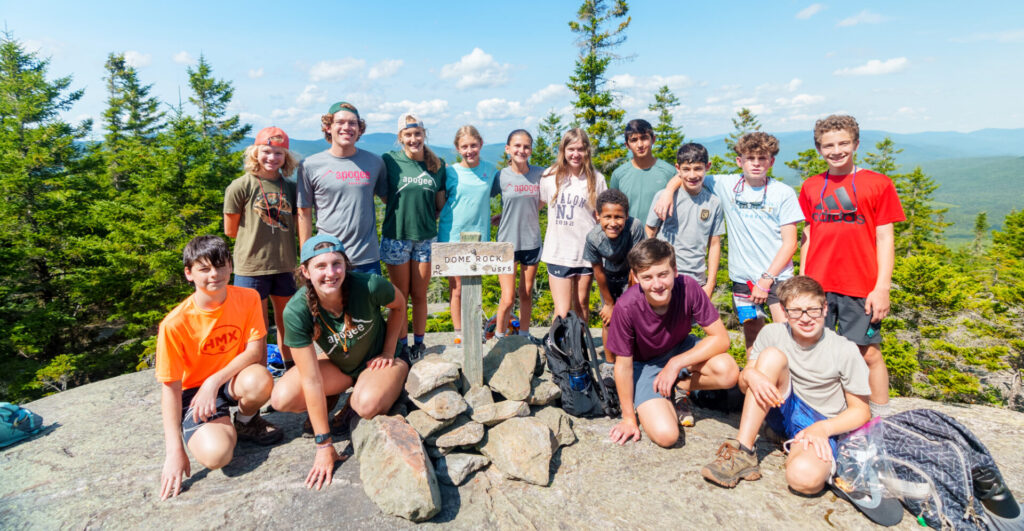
[295,242,354,342]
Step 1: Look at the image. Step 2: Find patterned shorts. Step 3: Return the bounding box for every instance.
[380,237,436,265]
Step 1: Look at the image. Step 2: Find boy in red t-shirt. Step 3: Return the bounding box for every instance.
[798,115,905,417]
[155,235,282,500]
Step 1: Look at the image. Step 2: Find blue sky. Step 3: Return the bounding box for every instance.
[4,1,1022,144]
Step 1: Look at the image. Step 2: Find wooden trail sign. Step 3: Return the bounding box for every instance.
[430,234,513,386]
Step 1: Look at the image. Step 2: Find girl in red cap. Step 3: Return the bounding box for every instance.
[224,126,300,364]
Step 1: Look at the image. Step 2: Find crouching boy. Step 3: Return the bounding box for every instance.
[701,276,871,494]
[156,235,282,500]
[606,239,739,448]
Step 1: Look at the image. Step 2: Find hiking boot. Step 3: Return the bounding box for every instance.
[330,403,358,439]
[701,440,761,488]
[674,391,695,427]
[409,342,426,363]
[301,394,341,437]
[234,412,284,445]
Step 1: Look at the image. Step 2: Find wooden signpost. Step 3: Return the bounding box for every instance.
[431,233,514,386]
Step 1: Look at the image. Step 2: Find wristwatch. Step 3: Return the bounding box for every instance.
[314,433,332,445]
[760,272,777,282]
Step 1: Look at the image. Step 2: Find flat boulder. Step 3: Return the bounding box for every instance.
[533,406,576,447]
[478,417,557,486]
[484,336,538,401]
[405,409,454,439]
[463,384,495,415]
[408,383,467,421]
[351,415,441,522]
[405,354,460,398]
[435,420,484,448]
[435,453,491,486]
[470,400,530,426]
[526,377,561,406]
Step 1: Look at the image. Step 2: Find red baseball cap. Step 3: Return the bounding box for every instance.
[254,126,289,149]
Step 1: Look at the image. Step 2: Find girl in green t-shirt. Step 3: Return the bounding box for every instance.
[379,113,447,362]
[269,234,409,491]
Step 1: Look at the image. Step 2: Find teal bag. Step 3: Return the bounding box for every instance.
[1,402,44,448]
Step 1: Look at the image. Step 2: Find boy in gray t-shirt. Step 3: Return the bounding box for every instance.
[296,102,387,272]
[646,143,724,299]
[583,189,646,362]
[701,276,871,495]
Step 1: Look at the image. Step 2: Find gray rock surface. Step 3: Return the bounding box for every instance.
[404,355,460,398]
[462,385,494,415]
[434,453,490,486]
[532,406,576,447]
[405,409,454,439]
[483,336,537,401]
[525,378,560,406]
[469,400,530,426]
[3,330,1023,529]
[434,421,484,449]
[408,383,467,421]
[478,417,558,486]
[351,415,442,522]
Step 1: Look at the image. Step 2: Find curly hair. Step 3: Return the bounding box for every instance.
[813,114,860,148]
[320,102,367,143]
[242,145,300,177]
[735,132,780,158]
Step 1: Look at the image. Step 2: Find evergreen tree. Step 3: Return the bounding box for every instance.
[865,137,901,175]
[0,34,107,398]
[102,53,163,192]
[972,211,989,255]
[784,148,828,181]
[893,166,950,257]
[990,210,1024,305]
[567,0,630,172]
[531,110,564,168]
[648,85,684,164]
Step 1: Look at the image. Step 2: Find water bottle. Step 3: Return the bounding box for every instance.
[510,318,520,334]
[569,365,590,392]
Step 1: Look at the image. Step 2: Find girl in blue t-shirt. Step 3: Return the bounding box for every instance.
[438,125,497,344]
[491,129,544,339]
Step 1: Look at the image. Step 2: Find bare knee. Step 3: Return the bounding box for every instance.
[786,455,828,494]
[861,346,884,368]
[645,422,680,448]
[189,431,235,470]
[705,354,740,388]
[236,367,273,407]
[269,380,304,413]
[349,391,387,419]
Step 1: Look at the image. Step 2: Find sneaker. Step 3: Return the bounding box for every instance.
[674,391,695,427]
[701,440,761,488]
[409,342,426,362]
[330,404,358,439]
[234,412,284,445]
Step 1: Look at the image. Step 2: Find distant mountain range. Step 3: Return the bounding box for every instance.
[252,128,1024,243]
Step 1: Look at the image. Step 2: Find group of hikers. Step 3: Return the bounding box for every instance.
[156,101,905,503]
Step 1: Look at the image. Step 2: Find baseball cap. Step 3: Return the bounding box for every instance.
[327,101,360,119]
[397,113,424,132]
[254,126,289,149]
[301,234,346,263]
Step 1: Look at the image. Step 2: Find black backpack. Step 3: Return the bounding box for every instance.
[879,409,1023,530]
[543,311,619,418]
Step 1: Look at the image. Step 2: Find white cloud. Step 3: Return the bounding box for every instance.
[172,51,194,65]
[238,112,265,124]
[124,50,151,68]
[775,93,825,106]
[368,59,403,80]
[377,99,449,116]
[837,10,886,27]
[439,48,512,89]
[833,57,909,76]
[787,78,803,91]
[796,3,824,19]
[365,112,393,123]
[248,68,264,79]
[476,98,524,120]
[309,58,366,82]
[610,74,692,92]
[951,29,1024,44]
[527,84,570,105]
[296,84,327,107]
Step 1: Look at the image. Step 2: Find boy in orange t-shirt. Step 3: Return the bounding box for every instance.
[155,235,282,500]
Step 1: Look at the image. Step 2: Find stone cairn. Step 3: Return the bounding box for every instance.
[349,335,575,522]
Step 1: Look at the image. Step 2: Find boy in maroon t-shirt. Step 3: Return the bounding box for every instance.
[799,115,905,417]
[605,239,739,448]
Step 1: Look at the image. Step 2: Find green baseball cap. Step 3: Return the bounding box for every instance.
[327,101,359,118]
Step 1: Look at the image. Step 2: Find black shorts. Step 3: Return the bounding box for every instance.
[346,344,413,380]
[731,280,781,306]
[514,247,541,266]
[607,273,629,302]
[180,380,238,444]
[825,292,883,346]
[547,264,593,279]
[234,272,297,299]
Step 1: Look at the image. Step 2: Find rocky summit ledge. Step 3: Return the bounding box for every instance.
[3,331,1024,530]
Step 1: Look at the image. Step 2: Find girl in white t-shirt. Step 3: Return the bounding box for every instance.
[540,128,607,322]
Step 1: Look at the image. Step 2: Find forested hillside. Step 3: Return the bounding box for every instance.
[2,14,1022,411]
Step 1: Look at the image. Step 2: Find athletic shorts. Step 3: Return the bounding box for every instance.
[234,272,296,299]
[344,344,413,381]
[606,273,629,302]
[180,380,238,444]
[630,334,699,407]
[380,237,436,265]
[731,281,781,322]
[514,247,541,266]
[547,264,593,279]
[765,380,840,463]
[825,292,883,346]
[351,261,382,275]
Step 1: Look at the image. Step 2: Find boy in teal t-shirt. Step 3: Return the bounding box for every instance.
[609,119,678,221]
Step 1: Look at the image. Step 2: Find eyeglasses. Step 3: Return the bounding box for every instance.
[820,167,859,215]
[733,177,769,209]
[783,307,824,319]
